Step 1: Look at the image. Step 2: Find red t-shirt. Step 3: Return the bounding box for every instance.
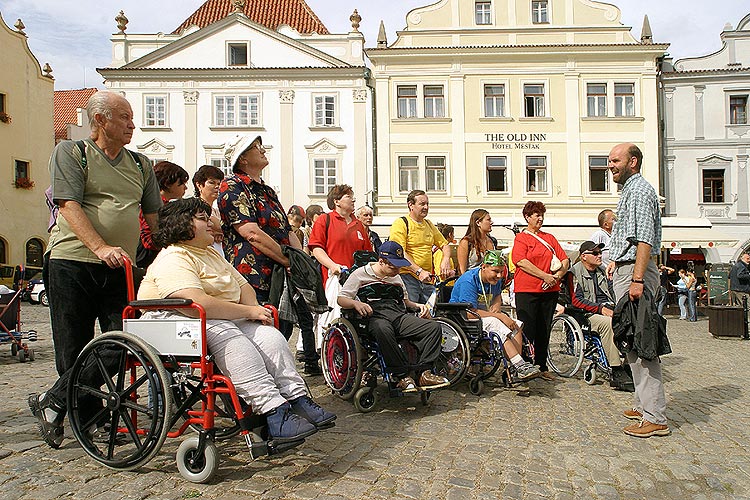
[308,211,372,285]
[512,230,566,293]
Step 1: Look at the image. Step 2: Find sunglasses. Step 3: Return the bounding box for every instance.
[584,250,602,256]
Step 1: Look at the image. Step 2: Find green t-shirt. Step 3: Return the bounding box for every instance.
[47,139,162,263]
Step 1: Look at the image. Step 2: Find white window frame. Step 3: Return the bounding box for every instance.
[475,1,492,25]
[213,94,261,127]
[425,156,447,192]
[614,83,636,117]
[531,0,549,24]
[586,83,607,117]
[313,94,337,127]
[395,83,449,119]
[423,85,445,118]
[397,85,418,118]
[729,94,749,125]
[521,81,548,118]
[524,155,549,194]
[227,41,250,66]
[587,155,613,194]
[313,158,338,195]
[485,156,509,193]
[14,158,30,182]
[143,94,168,128]
[398,156,419,192]
[483,83,506,118]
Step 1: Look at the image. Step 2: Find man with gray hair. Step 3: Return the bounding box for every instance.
[591,209,615,267]
[29,91,162,448]
[356,205,382,252]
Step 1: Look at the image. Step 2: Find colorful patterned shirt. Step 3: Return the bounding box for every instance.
[609,173,661,262]
[218,172,290,292]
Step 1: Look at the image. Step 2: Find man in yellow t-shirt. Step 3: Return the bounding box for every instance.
[388,190,452,302]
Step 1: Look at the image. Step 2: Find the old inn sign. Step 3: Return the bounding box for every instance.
[486,133,547,150]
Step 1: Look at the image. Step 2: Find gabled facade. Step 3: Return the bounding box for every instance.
[0,12,53,267]
[53,88,96,143]
[99,1,373,210]
[366,0,668,244]
[660,13,750,262]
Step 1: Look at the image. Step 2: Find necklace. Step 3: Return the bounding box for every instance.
[476,271,493,310]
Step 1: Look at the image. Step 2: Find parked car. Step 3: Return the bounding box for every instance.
[28,278,48,307]
[22,272,42,302]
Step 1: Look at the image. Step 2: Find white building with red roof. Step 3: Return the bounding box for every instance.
[98,0,373,209]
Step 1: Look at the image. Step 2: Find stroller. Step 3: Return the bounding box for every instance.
[0,287,37,362]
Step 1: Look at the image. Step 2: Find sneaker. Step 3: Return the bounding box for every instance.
[623,408,643,420]
[290,396,336,428]
[418,370,450,390]
[396,376,418,393]
[512,361,541,381]
[623,419,670,438]
[303,362,323,376]
[86,423,128,445]
[28,393,64,449]
[265,402,317,444]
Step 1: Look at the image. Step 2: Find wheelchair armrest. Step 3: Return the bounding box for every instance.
[434,302,472,311]
[129,298,194,308]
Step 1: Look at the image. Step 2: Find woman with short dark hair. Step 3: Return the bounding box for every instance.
[192,164,225,255]
[138,198,335,443]
[512,201,570,380]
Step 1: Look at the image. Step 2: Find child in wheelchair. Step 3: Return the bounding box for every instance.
[136,198,336,443]
[337,241,450,392]
[450,250,541,381]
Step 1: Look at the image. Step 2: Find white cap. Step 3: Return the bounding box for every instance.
[223,134,262,170]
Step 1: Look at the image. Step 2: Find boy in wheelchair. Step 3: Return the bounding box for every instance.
[136,198,336,443]
[337,241,450,392]
[449,250,541,381]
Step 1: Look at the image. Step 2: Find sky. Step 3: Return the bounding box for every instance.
[1,0,748,90]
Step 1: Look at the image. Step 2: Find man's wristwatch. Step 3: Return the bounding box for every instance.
[631,278,644,284]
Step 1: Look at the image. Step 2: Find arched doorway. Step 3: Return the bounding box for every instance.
[25,238,45,268]
[0,237,6,264]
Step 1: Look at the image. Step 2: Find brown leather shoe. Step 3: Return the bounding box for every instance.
[623,419,670,438]
[623,408,643,420]
[418,370,450,389]
[396,376,418,393]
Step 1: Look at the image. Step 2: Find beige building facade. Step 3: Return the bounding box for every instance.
[0,12,53,268]
[367,0,667,244]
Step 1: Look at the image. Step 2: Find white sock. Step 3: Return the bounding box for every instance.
[511,355,524,367]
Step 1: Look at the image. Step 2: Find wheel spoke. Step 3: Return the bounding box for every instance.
[116,406,143,449]
[93,347,118,393]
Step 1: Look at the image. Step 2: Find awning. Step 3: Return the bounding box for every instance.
[661,227,738,249]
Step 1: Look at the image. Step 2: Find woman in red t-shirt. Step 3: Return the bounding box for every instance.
[512,201,570,380]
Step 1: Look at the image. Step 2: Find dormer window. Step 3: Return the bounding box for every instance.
[227,42,249,66]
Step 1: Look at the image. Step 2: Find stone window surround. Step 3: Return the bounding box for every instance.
[396,153,450,194]
[394,81,449,120]
[142,93,169,129]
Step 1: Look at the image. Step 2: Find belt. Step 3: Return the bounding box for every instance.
[615,260,636,266]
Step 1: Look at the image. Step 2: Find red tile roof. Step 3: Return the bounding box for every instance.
[53,88,97,143]
[173,0,329,35]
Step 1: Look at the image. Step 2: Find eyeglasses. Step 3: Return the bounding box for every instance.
[194,213,210,222]
[584,250,602,256]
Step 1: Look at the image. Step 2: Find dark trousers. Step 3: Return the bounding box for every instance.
[43,258,128,417]
[368,301,442,376]
[256,288,317,362]
[515,291,558,372]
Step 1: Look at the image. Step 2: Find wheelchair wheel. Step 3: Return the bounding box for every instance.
[353,387,378,413]
[584,363,597,385]
[67,332,172,471]
[322,318,363,400]
[432,317,470,386]
[176,436,218,484]
[469,377,484,396]
[547,315,584,378]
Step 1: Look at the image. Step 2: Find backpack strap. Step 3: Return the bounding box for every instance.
[125,149,144,175]
[401,216,409,237]
[75,140,87,170]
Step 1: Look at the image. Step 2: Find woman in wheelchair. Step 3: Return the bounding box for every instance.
[137,198,335,443]
[337,241,450,392]
[450,250,541,381]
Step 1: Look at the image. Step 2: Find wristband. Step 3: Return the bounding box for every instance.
[415,267,423,274]
[631,278,644,284]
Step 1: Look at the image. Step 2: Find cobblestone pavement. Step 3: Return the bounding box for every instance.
[1,304,749,499]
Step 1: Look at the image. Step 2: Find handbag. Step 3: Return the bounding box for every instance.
[523,230,562,273]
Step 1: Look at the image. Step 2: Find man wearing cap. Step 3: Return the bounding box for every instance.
[570,241,631,391]
[338,241,449,391]
[450,250,541,381]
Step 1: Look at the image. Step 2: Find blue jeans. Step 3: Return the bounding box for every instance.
[677,293,687,319]
[687,290,697,321]
[401,273,435,304]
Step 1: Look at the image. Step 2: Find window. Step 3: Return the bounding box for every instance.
[397,86,417,118]
[588,156,610,192]
[424,86,445,118]
[425,157,446,191]
[26,239,44,267]
[398,157,419,192]
[14,160,29,182]
[614,83,635,117]
[313,159,337,195]
[210,159,231,178]
[730,95,748,125]
[228,42,248,66]
[214,95,260,127]
[532,1,548,23]
[314,95,336,126]
[586,84,607,117]
[702,169,724,203]
[0,92,5,113]
[526,156,547,192]
[524,84,545,117]
[486,157,507,192]
[144,95,167,127]
[0,238,6,264]
[475,1,491,25]
[484,84,505,117]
